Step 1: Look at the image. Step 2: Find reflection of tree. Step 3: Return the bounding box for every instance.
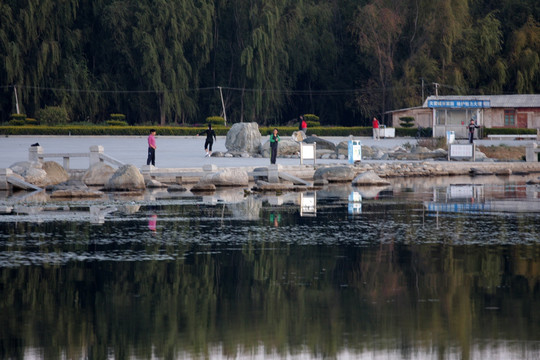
[1,240,539,359]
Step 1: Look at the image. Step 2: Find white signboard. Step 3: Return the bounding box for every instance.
[449,144,474,159]
[300,143,316,165]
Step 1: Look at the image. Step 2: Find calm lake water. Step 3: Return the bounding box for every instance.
[1,175,539,359]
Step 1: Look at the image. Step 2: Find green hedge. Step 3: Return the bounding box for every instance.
[206,116,225,126]
[0,125,435,137]
[483,127,536,136]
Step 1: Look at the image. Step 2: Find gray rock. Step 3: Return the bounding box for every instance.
[191,183,216,192]
[225,122,262,154]
[303,136,336,151]
[105,164,146,191]
[352,171,391,186]
[83,163,116,186]
[41,161,69,186]
[199,168,249,187]
[313,166,355,183]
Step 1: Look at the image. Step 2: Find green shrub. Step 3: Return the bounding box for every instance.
[303,114,319,122]
[110,113,126,121]
[106,120,129,126]
[25,118,39,125]
[206,116,225,126]
[36,106,69,125]
[10,113,26,122]
[306,121,320,127]
[483,127,535,135]
[399,116,415,128]
[8,119,26,126]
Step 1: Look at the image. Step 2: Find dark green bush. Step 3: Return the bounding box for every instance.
[106,120,129,126]
[110,113,126,121]
[36,106,69,125]
[10,113,26,122]
[25,118,39,125]
[399,116,415,128]
[306,121,320,127]
[8,119,26,126]
[206,116,225,126]
[483,127,535,135]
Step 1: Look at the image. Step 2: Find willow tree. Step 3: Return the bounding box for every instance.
[97,0,214,125]
[239,1,295,123]
[350,0,405,120]
[507,16,540,94]
[0,0,81,117]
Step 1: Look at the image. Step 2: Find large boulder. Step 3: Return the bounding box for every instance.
[303,136,336,151]
[260,138,300,158]
[9,161,48,187]
[83,163,116,186]
[225,122,262,154]
[352,171,391,186]
[41,161,69,186]
[313,166,356,183]
[199,168,249,187]
[104,164,145,191]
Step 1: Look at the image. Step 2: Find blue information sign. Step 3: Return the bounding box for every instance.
[427,99,490,108]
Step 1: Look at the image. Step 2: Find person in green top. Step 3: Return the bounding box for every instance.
[269,128,280,164]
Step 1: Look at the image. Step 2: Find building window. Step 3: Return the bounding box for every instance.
[504,110,515,127]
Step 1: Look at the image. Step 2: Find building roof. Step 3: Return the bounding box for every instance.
[423,94,540,108]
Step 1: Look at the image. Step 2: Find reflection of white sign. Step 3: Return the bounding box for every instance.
[449,185,473,199]
[300,192,317,217]
[450,144,473,158]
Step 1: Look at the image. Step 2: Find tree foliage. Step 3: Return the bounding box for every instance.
[0,0,538,126]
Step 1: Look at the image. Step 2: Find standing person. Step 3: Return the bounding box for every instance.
[372,117,380,140]
[146,129,156,166]
[197,123,217,157]
[269,128,280,164]
[299,115,307,133]
[467,119,480,144]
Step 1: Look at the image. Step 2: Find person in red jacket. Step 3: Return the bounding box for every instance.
[372,117,380,140]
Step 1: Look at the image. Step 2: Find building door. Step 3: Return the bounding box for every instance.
[517,113,527,128]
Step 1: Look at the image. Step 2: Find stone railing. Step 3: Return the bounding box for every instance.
[28,145,124,170]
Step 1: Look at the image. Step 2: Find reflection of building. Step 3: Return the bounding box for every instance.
[390,94,540,138]
[424,184,540,214]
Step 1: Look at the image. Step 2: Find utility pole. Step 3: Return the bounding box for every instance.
[218,86,227,126]
[433,82,439,97]
[13,85,20,114]
[420,78,425,103]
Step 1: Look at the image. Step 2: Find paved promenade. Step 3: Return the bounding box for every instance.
[0,135,536,170]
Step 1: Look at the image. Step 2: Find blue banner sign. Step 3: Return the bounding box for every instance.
[427,99,490,108]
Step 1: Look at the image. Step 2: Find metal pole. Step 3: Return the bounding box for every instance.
[218,86,227,126]
[14,85,20,114]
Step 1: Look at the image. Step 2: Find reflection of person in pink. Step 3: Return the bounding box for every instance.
[372,117,380,140]
[148,214,157,231]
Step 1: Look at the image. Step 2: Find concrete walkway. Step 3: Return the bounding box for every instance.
[0,135,536,170]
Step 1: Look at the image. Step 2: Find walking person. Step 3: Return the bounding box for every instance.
[146,129,156,166]
[467,119,479,144]
[197,123,217,157]
[372,117,380,140]
[269,128,280,164]
[299,115,307,133]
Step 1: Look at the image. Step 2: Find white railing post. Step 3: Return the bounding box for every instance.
[28,146,43,162]
[89,145,104,167]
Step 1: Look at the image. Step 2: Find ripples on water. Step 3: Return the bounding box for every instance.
[0,180,539,359]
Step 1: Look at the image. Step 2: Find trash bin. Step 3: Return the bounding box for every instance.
[348,140,362,164]
[446,131,455,145]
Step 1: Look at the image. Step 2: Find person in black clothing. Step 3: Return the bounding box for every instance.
[197,123,217,157]
[467,119,479,144]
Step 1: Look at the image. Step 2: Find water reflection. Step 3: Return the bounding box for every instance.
[0,176,539,359]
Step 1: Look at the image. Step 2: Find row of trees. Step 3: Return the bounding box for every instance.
[0,0,539,126]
